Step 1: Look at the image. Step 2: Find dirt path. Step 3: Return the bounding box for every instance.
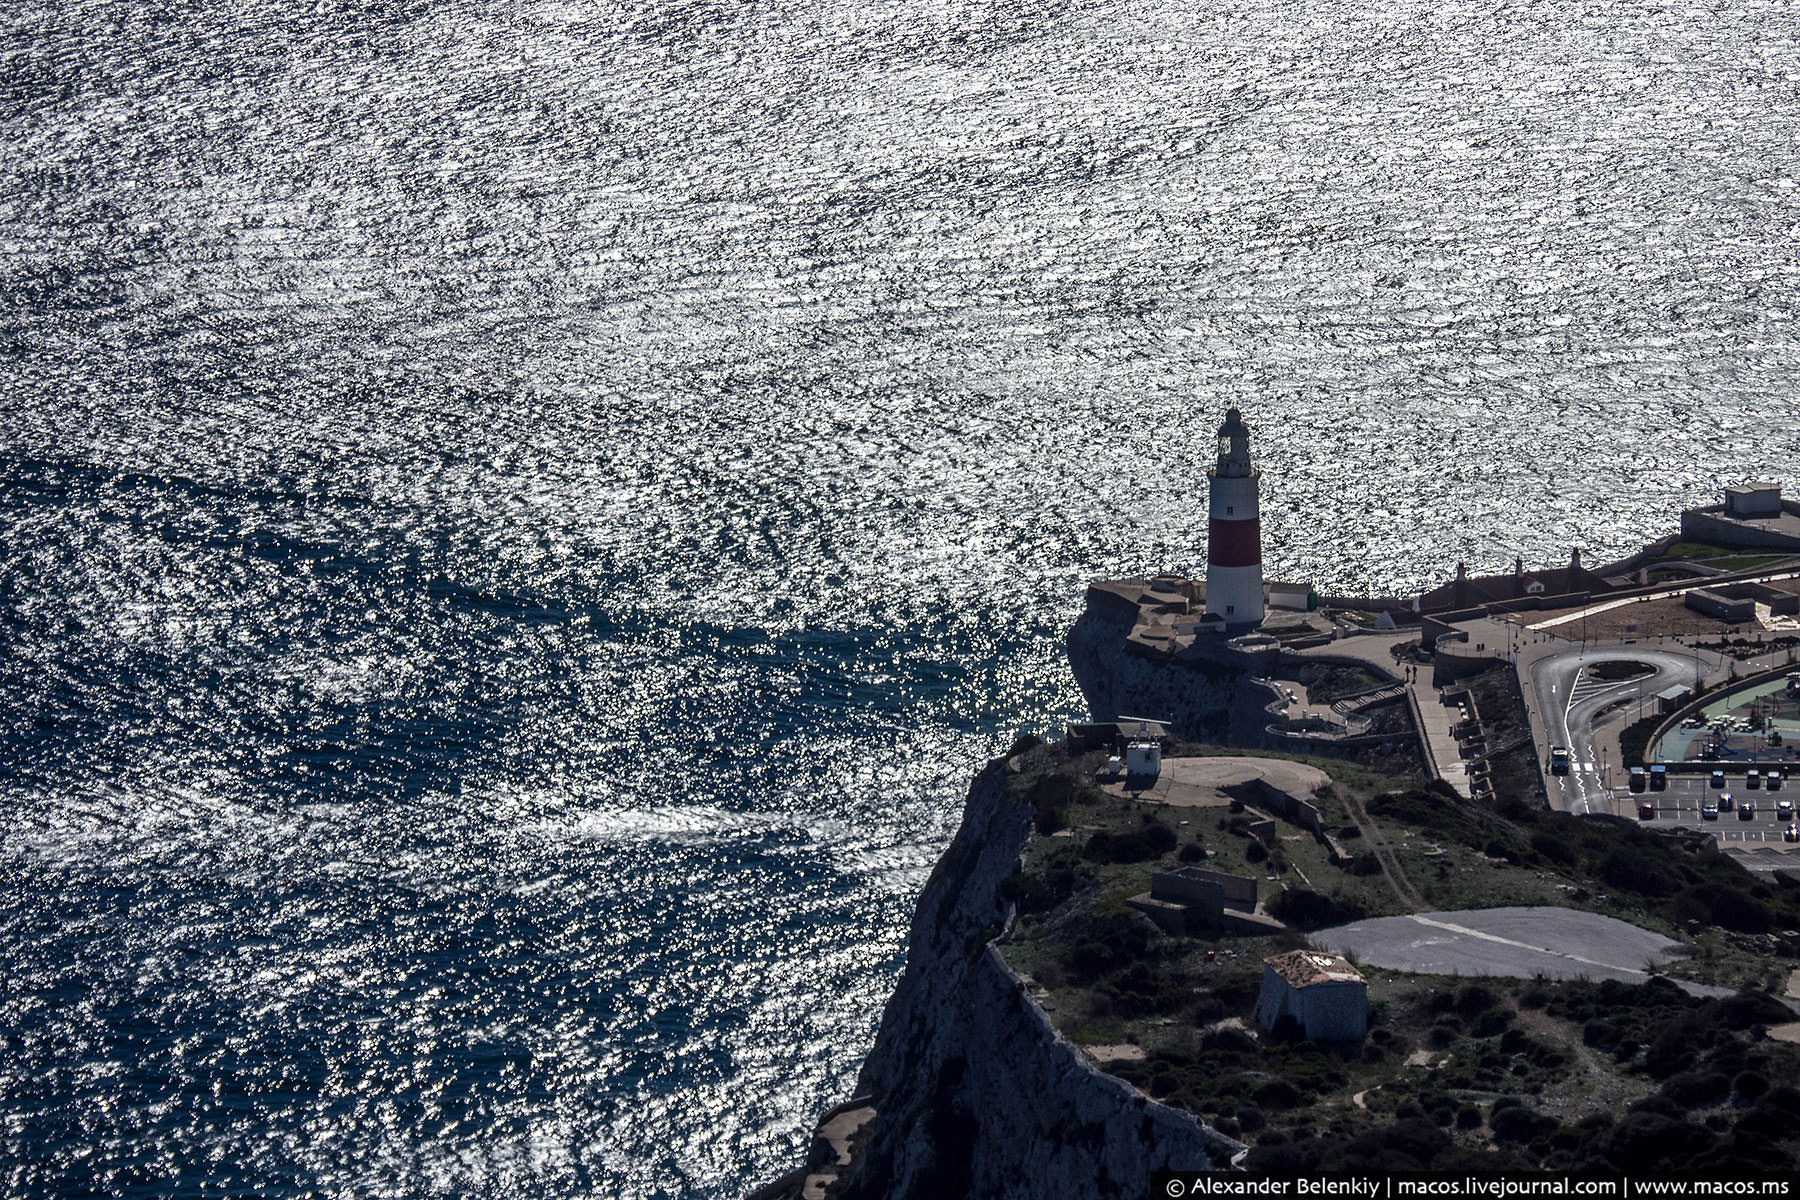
[1341,788,1425,910]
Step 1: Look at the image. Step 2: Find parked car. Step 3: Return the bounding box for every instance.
[1711,770,1727,788]
[1768,770,1784,791]
[1740,799,1756,820]
[1785,823,1798,843]
[1649,764,1669,791]
[1748,769,1762,789]
[1629,767,1647,793]
[1703,800,1720,820]
[1639,801,1656,820]
[1780,799,1796,821]
[1720,792,1735,812]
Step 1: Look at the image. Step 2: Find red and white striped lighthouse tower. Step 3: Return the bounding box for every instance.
[1205,407,1264,628]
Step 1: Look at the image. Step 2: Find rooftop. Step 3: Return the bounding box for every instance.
[1264,949,1365,988]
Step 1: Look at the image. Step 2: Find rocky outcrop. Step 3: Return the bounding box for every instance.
[775,755,1240,1200]
[1067,604,1267,746]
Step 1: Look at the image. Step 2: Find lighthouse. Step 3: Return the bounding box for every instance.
[1205,407,1264,628]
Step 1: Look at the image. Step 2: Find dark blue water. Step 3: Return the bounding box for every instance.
[3,0,1799,1194]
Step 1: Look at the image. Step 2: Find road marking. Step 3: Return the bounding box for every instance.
[1407,915,1654,979]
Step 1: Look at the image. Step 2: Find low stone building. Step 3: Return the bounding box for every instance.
[1128,867,1257,934]
[1253,950,1368,1041]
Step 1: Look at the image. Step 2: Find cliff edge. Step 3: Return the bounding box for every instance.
[761,753,1242,1199]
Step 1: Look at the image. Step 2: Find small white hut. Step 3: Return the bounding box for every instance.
[1124,740,1162,778]
[1253,950,1368,1041]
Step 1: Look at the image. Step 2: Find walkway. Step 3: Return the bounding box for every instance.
[1527,568,1800,632]
[1411,663,1474,799]
[1291,632,1472,797]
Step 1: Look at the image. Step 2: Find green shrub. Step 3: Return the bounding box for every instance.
[1253,1079,1305,1109]
[1491,1105,1557,1144]
[1083,821,1178,864]
[1267,888,1367,930]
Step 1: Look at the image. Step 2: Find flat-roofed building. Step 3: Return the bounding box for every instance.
[1726,484,1784,519]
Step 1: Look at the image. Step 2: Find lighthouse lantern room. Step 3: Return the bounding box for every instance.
[1205,407,1264,628]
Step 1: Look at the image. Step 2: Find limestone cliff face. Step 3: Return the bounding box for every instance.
[1067,605,1271,746]
[826,758,1242,1199]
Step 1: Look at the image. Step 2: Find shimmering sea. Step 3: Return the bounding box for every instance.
[2,0,1797,1194]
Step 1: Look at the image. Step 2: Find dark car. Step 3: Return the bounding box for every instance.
[1740,799,1756,820]
[1638,801,1656,820]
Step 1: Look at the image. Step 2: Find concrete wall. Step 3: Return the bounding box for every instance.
[1687,588,1757,622]
[1233,777,1326,837]
[1301,982,1369,1041]
[1253,972,1368,1041]
[1681,505,1800,551]
[1154,867,1255,908]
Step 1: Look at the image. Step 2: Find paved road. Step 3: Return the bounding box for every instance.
[1529,647,1707,814]
[1311,906,1732,996]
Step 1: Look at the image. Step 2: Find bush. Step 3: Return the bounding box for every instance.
[1083,821,1179,864]
[1599,847,1684,897]
[1661,1071,1731,1106]
[1605,1112,1716,1170]
[1471,1008,1512,1038]
[1582,1019,1621,1051]
[1063,913,1152,981]
[1456,984,1499,1017]
[1491,1105,1557,1143]
[1267,888,1367,930]
[1734,1071,1770,1102]
[1253,1078,1305,1109]
[1178,842,1205,863]
[1529,831,1575,865]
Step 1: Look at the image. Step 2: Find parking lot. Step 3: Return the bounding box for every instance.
[1627,769,1800,845]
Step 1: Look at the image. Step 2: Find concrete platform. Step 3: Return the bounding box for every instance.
[1311,906,1730,997]
[1099,755,1330,808]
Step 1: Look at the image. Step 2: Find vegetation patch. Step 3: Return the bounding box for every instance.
[1586,660,1653,683]
[998,734,1800,1171]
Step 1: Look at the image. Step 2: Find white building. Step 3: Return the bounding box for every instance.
[1253,950,1368,1041]
[1205,408,1264,628]
[1124,740,1162,778]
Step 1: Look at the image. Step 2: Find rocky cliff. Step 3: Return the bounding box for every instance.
[765,754,1242,1199]
[1066,601,1270,747]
